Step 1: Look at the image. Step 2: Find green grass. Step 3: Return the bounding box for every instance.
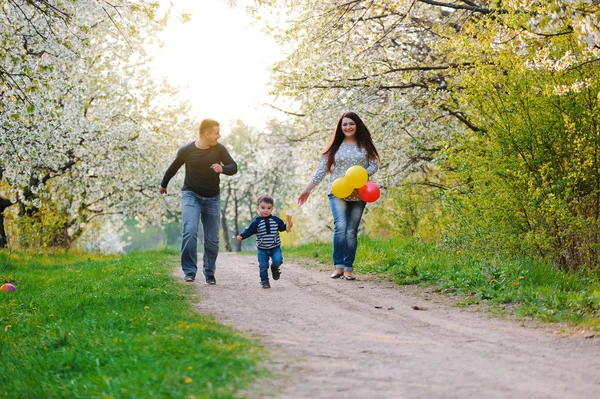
[0,248,265,399]
[286,236,600,329]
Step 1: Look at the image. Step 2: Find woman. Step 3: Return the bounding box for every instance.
[298,112,380,280]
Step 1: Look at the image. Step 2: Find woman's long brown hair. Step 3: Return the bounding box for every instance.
[321,112,380,173]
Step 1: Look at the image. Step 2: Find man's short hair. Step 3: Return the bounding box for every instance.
[199,119,220,135]
[257,194,274,206]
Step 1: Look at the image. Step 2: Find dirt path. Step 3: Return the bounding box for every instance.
[181,253,600,399]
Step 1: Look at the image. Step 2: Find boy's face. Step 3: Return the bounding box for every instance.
[257,202,273,217]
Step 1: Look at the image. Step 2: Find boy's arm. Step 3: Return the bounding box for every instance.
[239,219,259,239]
[273,216,287,232]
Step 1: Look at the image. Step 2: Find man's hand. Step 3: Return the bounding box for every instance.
[159,186,168,195]
[236,235,243,243]
[210,163,224,173]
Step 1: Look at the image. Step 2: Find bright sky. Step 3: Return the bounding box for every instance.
[152,0,285,133]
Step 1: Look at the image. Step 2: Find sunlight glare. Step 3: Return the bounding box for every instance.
[152,0,284,132]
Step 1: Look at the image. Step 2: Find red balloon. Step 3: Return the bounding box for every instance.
[358,181,380,203]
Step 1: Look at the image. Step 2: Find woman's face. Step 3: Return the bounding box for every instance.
[341,117,356,139]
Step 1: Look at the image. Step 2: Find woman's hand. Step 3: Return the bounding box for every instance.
[298,182,317,205]
[298,190,310,205]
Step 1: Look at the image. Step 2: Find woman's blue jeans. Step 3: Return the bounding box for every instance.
[328,194,366,272]
[181,191,220,279]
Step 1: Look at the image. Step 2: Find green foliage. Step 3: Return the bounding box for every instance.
[0,250,265,398]
[14,203,72,249]
[443,33,600,268]
[365,182,444,241]
[286,241,331,265]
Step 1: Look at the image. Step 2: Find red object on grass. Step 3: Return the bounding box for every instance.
[358,181,380,203]
[1,283,15,292]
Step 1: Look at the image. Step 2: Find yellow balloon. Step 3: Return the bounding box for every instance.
[331,177,354,198]
[345,165,368,188]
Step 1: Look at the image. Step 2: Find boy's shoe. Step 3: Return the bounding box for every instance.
[184,275,195,282]
[261,280,271,289]
[205,275,217,285]
[271,267,281,280]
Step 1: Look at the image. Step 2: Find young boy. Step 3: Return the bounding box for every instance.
[237,195,293,289]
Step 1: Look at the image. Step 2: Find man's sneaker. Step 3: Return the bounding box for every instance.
[205,275,216,285]
[184,275,195,282]
[271,267,281,280]
[261,280,271,289]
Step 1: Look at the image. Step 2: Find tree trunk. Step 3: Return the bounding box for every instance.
[0,198,14,248]
[234,192,242,252]
[48,225,72,248]
[247,191,254,223]
[221,185,232,252]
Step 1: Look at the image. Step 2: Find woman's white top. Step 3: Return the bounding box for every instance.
[311,141,379,201]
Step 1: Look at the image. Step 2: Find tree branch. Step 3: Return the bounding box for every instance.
[416,0,498,14]
[440,105,484,133]
[265,103,306,117]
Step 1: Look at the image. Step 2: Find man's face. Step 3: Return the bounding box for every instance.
[257,202,273,217]
[204,126,221,147]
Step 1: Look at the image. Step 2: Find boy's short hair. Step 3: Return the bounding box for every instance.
[257,194,274,206]
[199,119,219,135]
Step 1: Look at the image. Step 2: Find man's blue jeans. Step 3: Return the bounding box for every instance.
[257,247,283,282]
[328,194,366,272]
[181,191,220,279]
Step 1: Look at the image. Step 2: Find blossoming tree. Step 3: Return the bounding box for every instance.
[1,0,190,248]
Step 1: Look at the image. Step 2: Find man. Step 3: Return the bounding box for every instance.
[160,119,238,284]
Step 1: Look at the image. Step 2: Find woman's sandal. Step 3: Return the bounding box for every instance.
[330,273,343,279]
[344,275,356,280]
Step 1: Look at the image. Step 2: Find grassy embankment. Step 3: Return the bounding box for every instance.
[0,249,265,398]
[287,237,600,330]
